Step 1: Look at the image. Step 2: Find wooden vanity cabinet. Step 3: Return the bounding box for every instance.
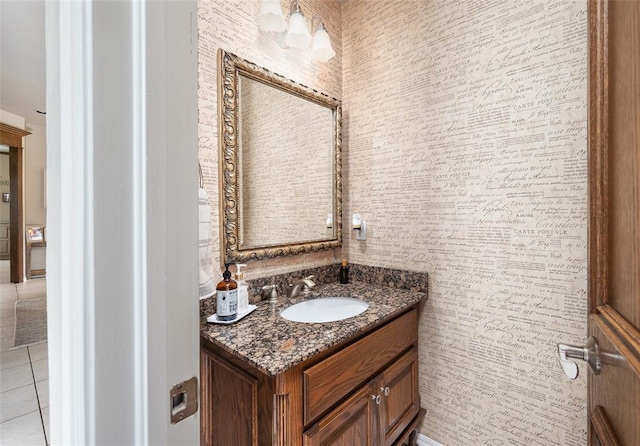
[304,348,419,446]
[200,306,424,446]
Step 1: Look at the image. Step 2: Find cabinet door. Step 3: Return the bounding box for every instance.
[200,348,259,446]
[380,349,419,446]
[304,382,380,446]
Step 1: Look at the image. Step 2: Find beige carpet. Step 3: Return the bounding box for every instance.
[13,298,47,348]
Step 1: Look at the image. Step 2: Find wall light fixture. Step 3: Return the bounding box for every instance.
[258,0,336,62]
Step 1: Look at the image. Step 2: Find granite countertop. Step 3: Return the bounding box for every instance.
[200,281,426,377]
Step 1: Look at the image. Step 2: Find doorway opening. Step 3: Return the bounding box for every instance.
[0,124,30,283]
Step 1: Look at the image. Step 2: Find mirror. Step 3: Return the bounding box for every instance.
[218,49,342,263]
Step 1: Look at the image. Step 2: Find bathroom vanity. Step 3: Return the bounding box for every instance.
[200,282,426,446]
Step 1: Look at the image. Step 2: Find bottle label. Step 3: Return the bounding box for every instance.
[217,289,238,317]
[237,286,249,313]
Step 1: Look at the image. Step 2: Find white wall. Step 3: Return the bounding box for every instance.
[24,124,46,226]
[0,109,25,130]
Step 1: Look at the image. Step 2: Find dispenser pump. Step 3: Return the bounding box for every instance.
[235,263,249,313]
[235,263,246,280]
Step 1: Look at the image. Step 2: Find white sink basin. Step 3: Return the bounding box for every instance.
[280,297,369,323]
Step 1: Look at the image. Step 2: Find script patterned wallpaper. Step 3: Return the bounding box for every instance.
[197,0,342,277]
[342,1,588,444]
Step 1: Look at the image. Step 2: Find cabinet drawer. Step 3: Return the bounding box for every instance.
[304,308,417,425]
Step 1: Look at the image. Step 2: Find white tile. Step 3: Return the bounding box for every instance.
[0,363,34,393]
[16,291,46,301]
[0,315,15,328]
[35,379,48,409]
[0,335,15,353]
[41,406,49,445]
[28,343,48,362]
[31,358,48,383]
[0,301,15,318]
[0,291,16,304]
[0,384,39,423]
[16,277,45,286]
[0,347,30,370]
[0,409,46,446]
[0,324,15,341]
[0,284,17,297]
[0,325,15,353]
[16,280,46,295]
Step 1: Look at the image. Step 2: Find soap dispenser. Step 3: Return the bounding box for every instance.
[216,264,238,321]
[235,263,249,314]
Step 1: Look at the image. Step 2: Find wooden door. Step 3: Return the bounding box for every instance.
[588,1,640,444]
[200,348,259,446]
[304,382,379,446]
[380,349,419,446]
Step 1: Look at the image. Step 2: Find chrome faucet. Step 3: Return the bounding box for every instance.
[261,284,278,304]
[287,276,316,298]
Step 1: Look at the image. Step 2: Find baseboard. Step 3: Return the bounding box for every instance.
[416,432,444,446]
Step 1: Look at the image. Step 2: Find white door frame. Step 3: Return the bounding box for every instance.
[46,1,200,444]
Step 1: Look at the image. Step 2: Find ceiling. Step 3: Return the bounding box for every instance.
[0,0,46,127]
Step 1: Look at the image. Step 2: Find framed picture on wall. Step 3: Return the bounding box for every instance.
[1,193,8,202]
[26,225,45,242]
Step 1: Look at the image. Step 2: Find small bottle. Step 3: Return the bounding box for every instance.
[216,264,238,321]
[339,259,349,284]
[235,263,249,314]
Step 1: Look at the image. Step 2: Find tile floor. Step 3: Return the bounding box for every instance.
[0,261,9,284]
[0,277,49,445]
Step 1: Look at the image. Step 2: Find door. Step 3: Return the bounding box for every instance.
[587,1,640,444]
[380,349,419,446]
[200,348,259,446]
[45,1,200,444]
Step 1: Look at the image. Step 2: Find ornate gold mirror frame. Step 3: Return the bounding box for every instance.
[218,49,342,263]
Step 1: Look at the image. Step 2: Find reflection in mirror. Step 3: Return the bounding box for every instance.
[218,49,342,263]
[238,75,335,249]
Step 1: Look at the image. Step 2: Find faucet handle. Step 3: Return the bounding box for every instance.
[302,276,316,297]
[261,285,278,304]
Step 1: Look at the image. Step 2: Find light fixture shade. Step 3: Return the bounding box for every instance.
[311,26,336,61]
[258,0,286,33]
[285,11,312,49]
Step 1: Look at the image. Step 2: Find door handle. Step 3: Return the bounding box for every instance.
[557,336,601,380]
